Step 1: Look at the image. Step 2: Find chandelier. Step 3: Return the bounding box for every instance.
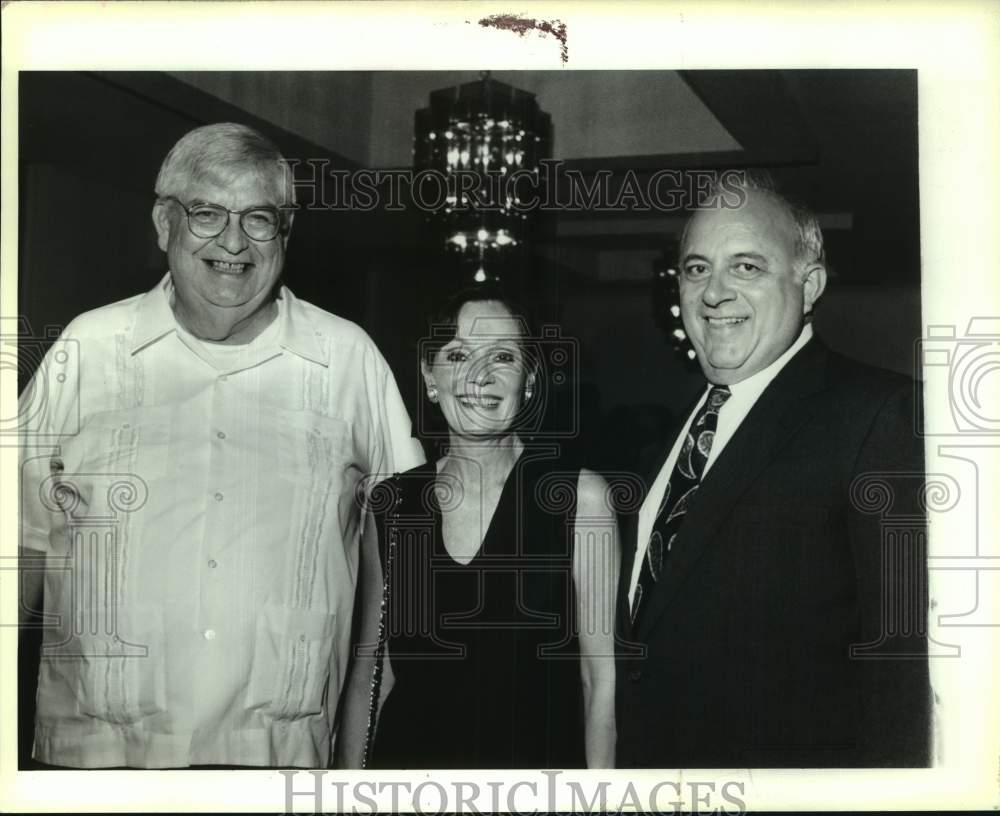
[413,72,552,283]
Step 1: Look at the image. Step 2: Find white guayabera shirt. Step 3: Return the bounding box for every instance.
[19,274,424,768]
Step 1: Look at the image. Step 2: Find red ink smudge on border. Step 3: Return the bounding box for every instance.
[478,13,568,64]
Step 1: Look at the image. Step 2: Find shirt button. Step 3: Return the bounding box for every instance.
[214,492,224,502]
[208,559,218,569]
[203,629,216,641]
[216,431,226,440]
[628,669,642,682]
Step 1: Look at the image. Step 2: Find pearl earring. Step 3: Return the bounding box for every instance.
[427,385,439,402]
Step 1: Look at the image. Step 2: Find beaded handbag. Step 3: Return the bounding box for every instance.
[361,480,401,768]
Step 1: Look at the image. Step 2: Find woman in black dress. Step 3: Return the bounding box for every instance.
[339,287,617,769]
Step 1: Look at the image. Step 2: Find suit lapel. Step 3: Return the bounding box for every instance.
[616,507,640,645]
[636,339,832,640]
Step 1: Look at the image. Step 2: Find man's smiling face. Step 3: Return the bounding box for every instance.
[679,191,826,385]
[153,169,288,339]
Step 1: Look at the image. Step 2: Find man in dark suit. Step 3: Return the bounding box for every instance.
[616,178,931,768]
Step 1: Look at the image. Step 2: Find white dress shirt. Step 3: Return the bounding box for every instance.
[628,324,814,607]
[20,274,425,768]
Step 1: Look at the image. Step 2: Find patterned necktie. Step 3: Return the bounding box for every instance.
[631,384,731,627]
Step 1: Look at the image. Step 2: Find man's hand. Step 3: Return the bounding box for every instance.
[18,546,45,630]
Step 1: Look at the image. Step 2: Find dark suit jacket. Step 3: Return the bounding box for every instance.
[615,338,931,768]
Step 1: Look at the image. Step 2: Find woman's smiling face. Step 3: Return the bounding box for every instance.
[423,299,533,439]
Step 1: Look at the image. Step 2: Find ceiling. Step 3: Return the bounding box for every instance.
[171,69,744,166]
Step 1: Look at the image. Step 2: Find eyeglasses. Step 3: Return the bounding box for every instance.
[161,196,290,242]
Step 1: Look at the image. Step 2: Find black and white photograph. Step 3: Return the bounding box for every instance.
[2,2,998,813]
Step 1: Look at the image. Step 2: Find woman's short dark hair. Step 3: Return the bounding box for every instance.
[422,284,537,368]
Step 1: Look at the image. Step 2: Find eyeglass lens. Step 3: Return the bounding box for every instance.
[187,204,280,241]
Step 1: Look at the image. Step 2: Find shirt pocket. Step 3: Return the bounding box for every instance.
[57,406,175,513]
[246,603,338,720]
[271,409,354,493]
[45,602,168,724]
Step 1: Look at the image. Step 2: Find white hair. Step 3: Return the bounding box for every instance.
[154,122,295,207]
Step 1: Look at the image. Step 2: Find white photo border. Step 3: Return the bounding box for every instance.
[2,1,998,812]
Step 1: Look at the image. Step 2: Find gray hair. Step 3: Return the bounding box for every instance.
[154,122,295,206]
[684,169,825,269]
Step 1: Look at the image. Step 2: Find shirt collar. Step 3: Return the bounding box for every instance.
[129,273,179,354]
[129,273,329,367]
[275,285,329,367]
[725,322,814,399]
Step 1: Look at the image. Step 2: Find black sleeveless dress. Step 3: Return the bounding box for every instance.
[367,450,586,769]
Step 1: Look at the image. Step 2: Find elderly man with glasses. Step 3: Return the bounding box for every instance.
[18,123,424,768]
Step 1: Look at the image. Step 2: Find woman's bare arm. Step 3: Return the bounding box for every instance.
[573,468,619,768]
